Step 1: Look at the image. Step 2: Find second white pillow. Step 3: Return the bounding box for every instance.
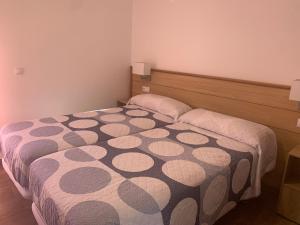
[128,94,191,120]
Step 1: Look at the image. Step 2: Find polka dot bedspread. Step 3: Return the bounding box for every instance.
[0,105,174,189]
[29,122,258,225]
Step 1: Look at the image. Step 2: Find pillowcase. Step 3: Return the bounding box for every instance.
[178,108,276,150]
[128,94,191,120]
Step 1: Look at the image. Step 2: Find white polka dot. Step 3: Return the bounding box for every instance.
[140,128,170,139]
[129,118,156,129]
[130,177,171,210]
[75,131,98,144]
[217,201,237,220]
[124,104,139,109]
[73,111,98,118]
[63,130,98,147]
[80,145,107,159]
[53,115,69,123]
[149,141,184,156]
[153,113,174,123]
[166,123,190,131]
[170,198,198,225]
[100,124,130,137]
[69,119,98,129]
[192,147,231,167]
[190,126,222,140]
[203,175,227,216]
[100,114,126,123]
[108,136,142,149]
[101,107,123,113]
[126,110,149,117]
[232,159,251,194]
[112,153,154,172]
[217,138,252,152]
[162,160,206,187]
[176,132,209,145]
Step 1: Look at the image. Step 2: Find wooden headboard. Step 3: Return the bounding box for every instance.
[131,68,300,189]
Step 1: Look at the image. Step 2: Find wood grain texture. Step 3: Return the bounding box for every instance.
[277,185,300,223]
[216,187,296,225]
[132,70,296,111]
[277,146,300,224]
[131,69,300,188]
[152,69,291,90]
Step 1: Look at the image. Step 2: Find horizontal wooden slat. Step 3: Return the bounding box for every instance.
[132,68,292,90]
[133,72,297,111]
[152,69,291,89]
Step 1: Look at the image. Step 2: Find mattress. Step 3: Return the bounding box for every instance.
[0,105,173,193]
[29,122,261,225]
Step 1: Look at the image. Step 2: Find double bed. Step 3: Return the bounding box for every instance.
[0,93,277,225]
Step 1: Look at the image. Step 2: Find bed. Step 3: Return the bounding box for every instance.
[0,94,191,199]
[28,108,277,225]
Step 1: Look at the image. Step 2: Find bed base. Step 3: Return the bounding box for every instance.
[1,159,32,199]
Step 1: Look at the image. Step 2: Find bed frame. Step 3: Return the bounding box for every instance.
[131,68,300,189]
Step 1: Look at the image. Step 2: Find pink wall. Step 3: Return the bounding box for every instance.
[0,0,132,125]
[0,0,299,125]
[132,0,300,85]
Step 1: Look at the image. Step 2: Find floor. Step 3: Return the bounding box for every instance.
[215,187,297,225]
[0,162,296,225]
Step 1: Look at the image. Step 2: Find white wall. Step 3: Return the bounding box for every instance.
[0,0,132,125]
[1,0,299,125]
[132,0,300,85]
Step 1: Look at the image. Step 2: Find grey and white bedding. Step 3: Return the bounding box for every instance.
[29,122,270,225]
[0,105,174,190]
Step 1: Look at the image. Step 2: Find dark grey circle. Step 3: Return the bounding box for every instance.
[2,121,33,134]
[4,135,22,165]
[19,139,59,166]
[63,132,87,147]
[64,148,95,162]
[30,158,59,197]
[59,167,111,194]
[118,180,160,214]
[65,201,120,225]
[40,117,58,124]
[30,126,64,137]
[42,198,59,225]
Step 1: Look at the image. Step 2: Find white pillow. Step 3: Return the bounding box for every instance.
[178,108,276,150]
[128,94,191,120]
